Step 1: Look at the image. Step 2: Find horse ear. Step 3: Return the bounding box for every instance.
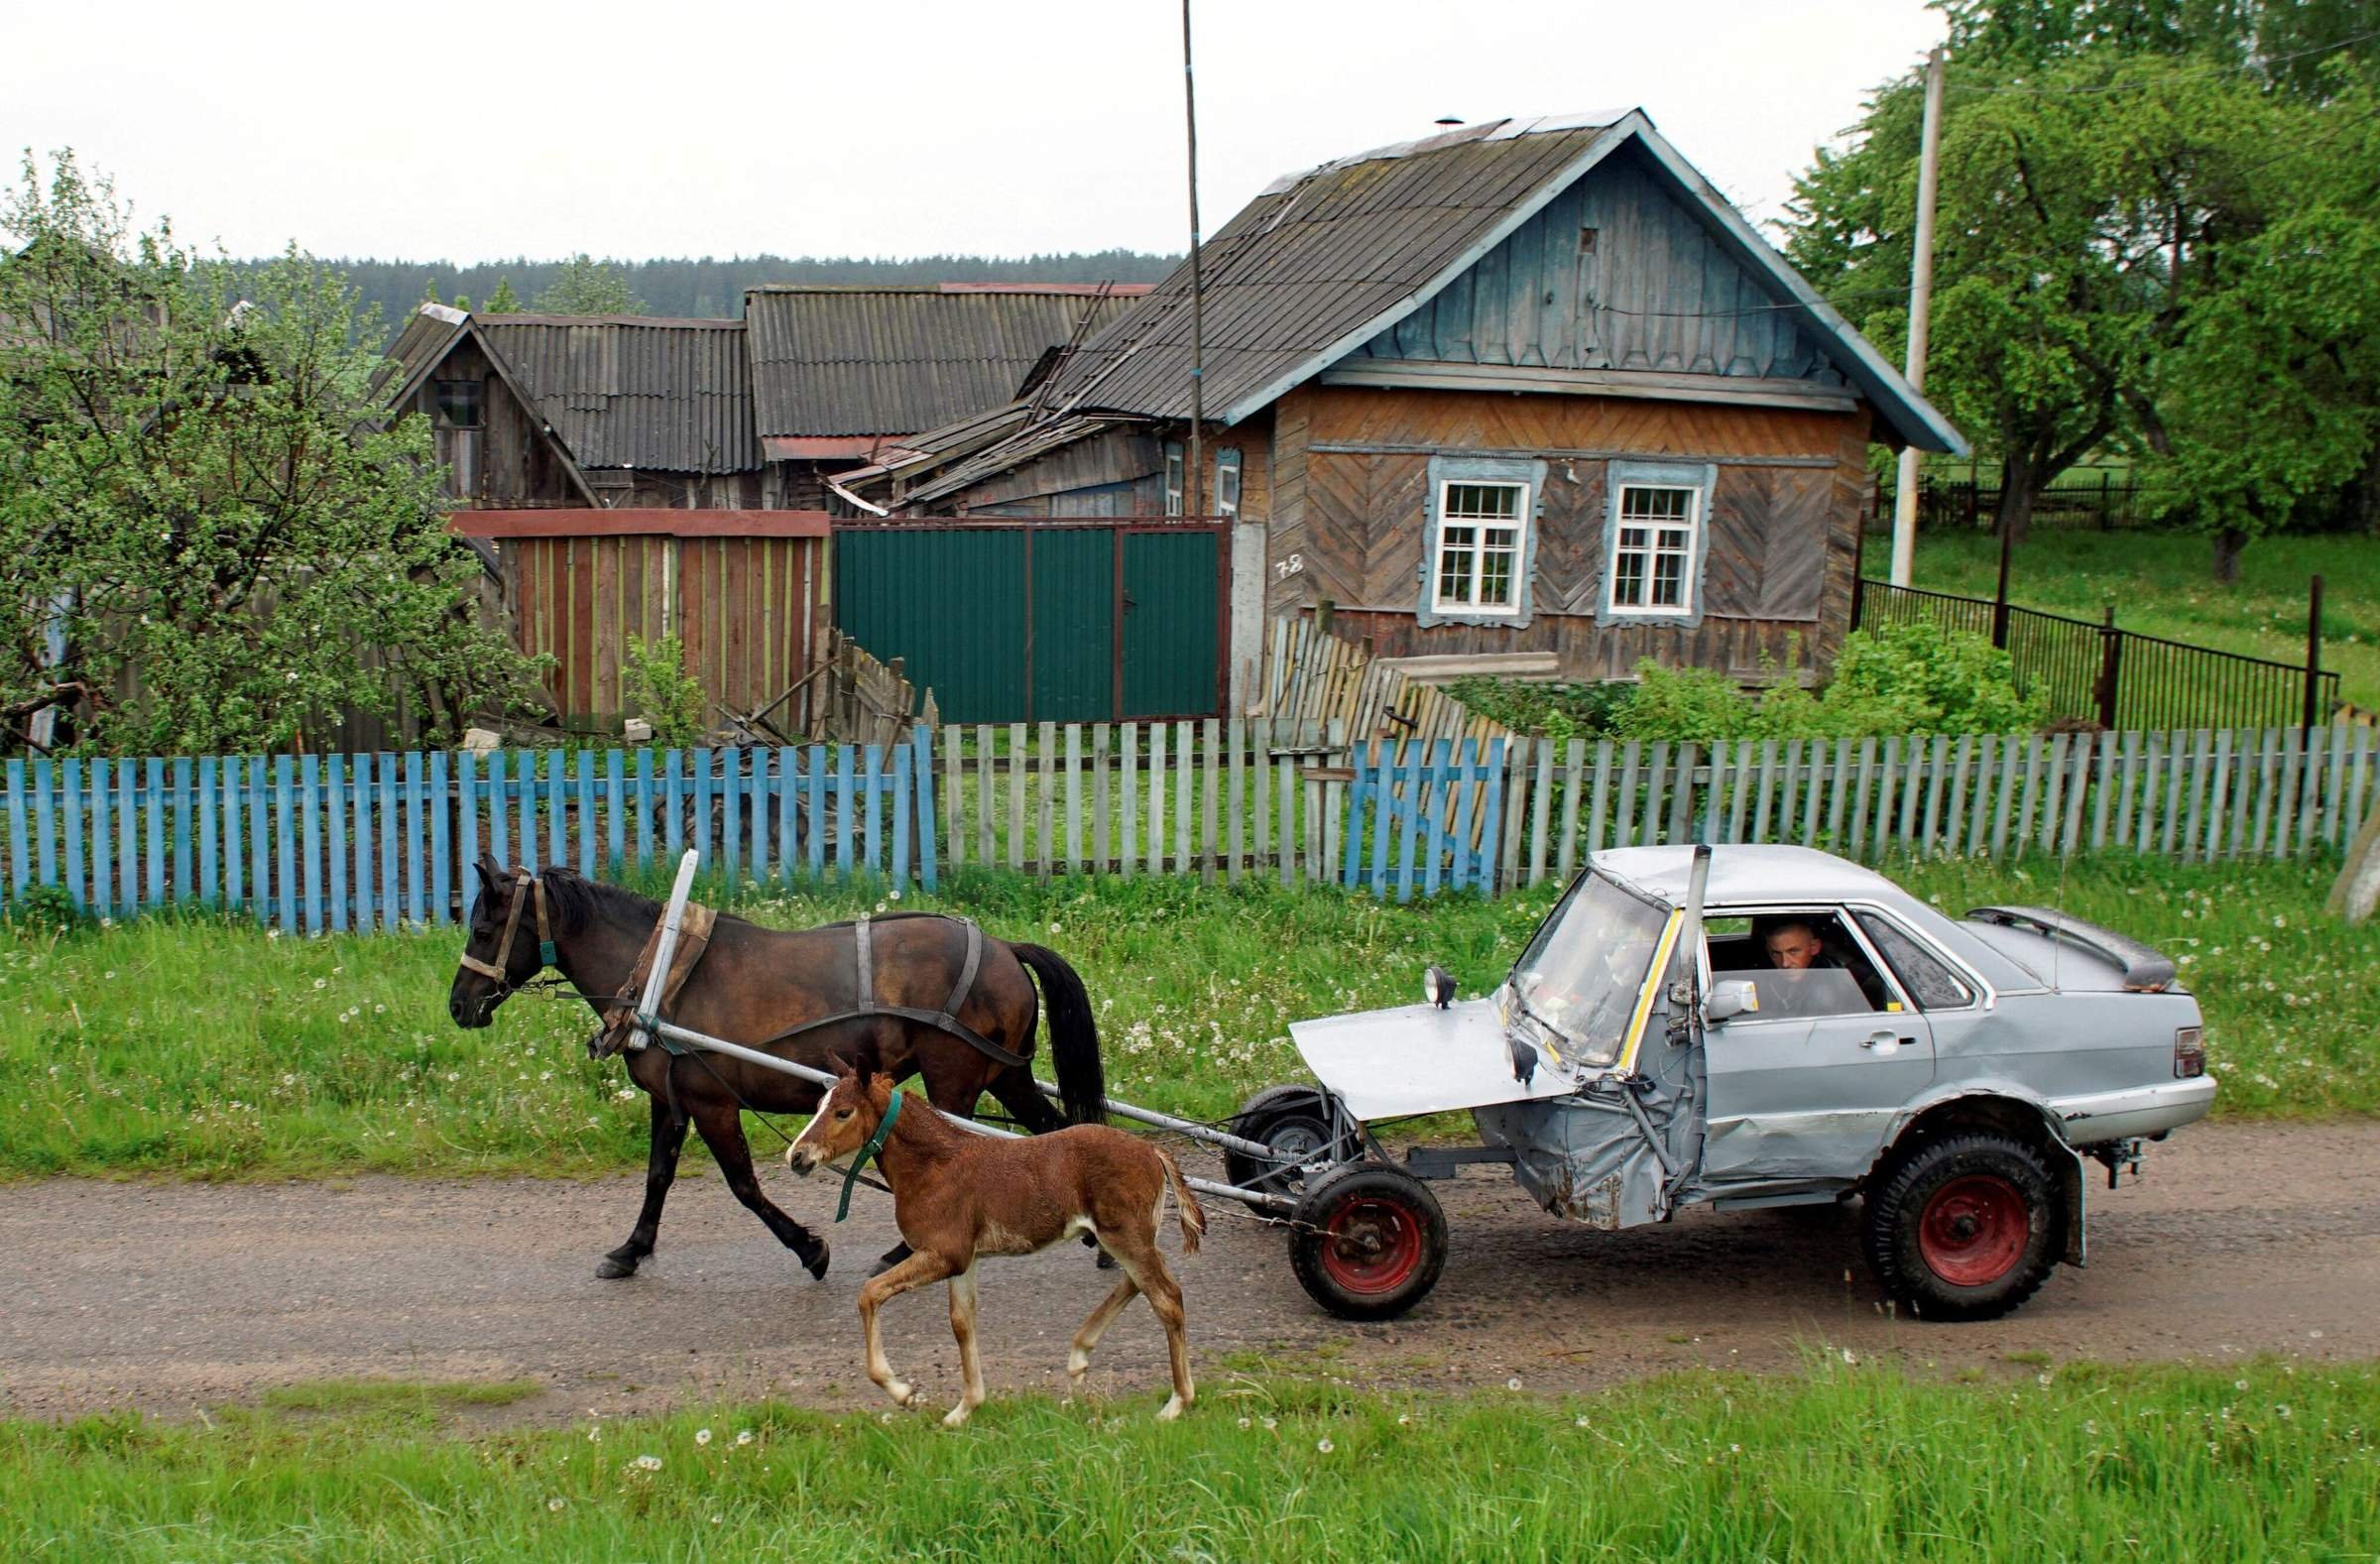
[474,854,504,893]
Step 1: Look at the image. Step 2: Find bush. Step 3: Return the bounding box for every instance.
[622,635,708,746]
[1446,624,2046,743]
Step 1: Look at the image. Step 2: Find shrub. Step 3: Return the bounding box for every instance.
[1441,677,1632,741]
[1819,620,2050,735]
[622,635,708,746]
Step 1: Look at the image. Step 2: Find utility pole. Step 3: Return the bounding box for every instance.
[1181,0,1206,519]
[1890,45,1945,589]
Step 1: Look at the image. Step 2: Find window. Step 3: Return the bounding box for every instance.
[1163,442,1185,517]
[1215,448,1242,520]
[434,380,483,428]
[1607,484,1699,614]
[1706,910,1895,1017]
[1432,480,1527,615]
[1853,911,1976,1011]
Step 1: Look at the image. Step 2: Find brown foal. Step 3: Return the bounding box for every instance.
[786,1065,1203,1426]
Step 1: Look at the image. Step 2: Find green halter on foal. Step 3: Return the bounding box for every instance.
[836,1088,904,1222]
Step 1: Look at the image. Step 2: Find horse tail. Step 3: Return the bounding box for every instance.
[1156,1147,1205,1257]
[1012,942,1107,1127]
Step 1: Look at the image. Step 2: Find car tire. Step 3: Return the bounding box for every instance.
[1865,1133,2062,1322]
[1289,1162,1448,1321]
[1223,1085,1336,1197]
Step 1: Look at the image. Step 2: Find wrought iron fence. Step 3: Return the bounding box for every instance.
[1917,472,2175,532]
[1855,579,2340,733]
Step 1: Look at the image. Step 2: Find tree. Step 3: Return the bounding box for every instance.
[1787,31,2361,569]
[531,253,642,315]
[0,151,543,754]
[480,275,522,314]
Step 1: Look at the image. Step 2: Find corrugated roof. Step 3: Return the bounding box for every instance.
[474,314,759,473]
[746,285,1147,439]
[1032,111,1964,455]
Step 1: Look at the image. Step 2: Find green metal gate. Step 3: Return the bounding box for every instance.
[834,522,1224,724]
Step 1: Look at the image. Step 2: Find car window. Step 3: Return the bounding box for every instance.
[1707,909,1892,1018]
[1853,911,1974,1011]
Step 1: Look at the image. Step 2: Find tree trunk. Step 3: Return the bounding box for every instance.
[2211,527,2249,584]
[2360,442,2380,539]
[1995,455,2038,548]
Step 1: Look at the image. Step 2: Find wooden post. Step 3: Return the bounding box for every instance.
[1888,45,1946,589]
[2304,573,2325,736]
[2094,605,2122,731]
[1991,522,2013,650]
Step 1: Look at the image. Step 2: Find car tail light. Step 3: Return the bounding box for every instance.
[2174,1026,2205,1079]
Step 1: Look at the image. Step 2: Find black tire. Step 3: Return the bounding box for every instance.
[1223,1086,1335,1195]
[1864,1133,2062,1322]
[1288,1162,1448,1321]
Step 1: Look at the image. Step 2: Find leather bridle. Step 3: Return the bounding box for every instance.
[456,869,555,1000]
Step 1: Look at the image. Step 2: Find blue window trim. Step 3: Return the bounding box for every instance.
[1417,454,1545,629]
[1597,459,1717,630]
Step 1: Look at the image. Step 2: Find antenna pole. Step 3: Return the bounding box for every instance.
[1889,45,1945,588]
[1181,0,1206,518]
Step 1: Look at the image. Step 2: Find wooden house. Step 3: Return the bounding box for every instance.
[841,111,1964,707]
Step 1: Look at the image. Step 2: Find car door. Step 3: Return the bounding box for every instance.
[1697,906,1936,1186]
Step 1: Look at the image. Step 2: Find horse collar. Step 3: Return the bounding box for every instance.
[836,1088,903,1223]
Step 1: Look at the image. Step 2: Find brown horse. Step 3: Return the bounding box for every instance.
[446,856,1106,1283]
[785,1061,1201,1426]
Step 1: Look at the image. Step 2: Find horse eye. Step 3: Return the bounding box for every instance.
[836,1108,854,1120]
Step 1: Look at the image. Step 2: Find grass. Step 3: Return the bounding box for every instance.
[1865,529,2380,710]
[4,1359,2374,1561]
[0,851,2372,1182]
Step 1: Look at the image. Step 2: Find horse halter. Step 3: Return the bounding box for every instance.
[457,869,555,995]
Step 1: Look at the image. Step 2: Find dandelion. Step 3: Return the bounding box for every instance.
[2037,1373,2053,1387]
[1574,1415,1590,1428]
[695,1427,713,1446]
[1237,1417,1251,1430]
[1396,1413,1411,1426]
[1842,1348,1857,1367]
[1507,1376,1523,1391]
[1261,1416,1277,1431]
[2278,1404,2293,1419]
[447,1071,461,1082]
[616,1087,637,1101]
[313,978,328,991]
[1049,922,1062,934]
[735,1430,755,1447]
[547,1498,566,1511]
[1316,1438,1334,1454]
[632,1454,661,1472]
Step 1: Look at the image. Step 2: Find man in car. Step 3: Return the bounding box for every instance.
[1758,916,1889,1010]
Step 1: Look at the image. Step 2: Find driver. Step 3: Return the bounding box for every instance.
[1757,917,1888,1010]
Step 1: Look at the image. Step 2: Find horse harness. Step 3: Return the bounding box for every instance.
[458,870,555,996]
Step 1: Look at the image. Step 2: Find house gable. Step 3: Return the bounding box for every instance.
[1337,143,1851,400]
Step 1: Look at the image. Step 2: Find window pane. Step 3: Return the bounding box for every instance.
[1619,526,1648,548]
[1652,553,1684,606]
[434,380,483,428]
[1612,552,1644,606]
[1479,549,1513,605]
[1854,912,1974,1010]
[1445,482,1521,521]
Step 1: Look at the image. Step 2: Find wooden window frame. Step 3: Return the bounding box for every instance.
[1163,441,1185,517]
[1215,447,1242,520]
[1600,465,1711,625]
[1430,478,1529,618]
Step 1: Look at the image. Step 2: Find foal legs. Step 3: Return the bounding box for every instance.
[943,1264,988,1428]
[600,1092,690,1279]
[856,1250,955,1409]
[1102,1233,1194,1421]
[690,1103,831,1281]
[1065,1274,1140,1388]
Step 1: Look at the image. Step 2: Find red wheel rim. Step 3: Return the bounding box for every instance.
[1918,1174,2029,1287]
[1318,1194,1425,1295]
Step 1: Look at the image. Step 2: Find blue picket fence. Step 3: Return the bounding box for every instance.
[1341,738,1508,901]
[1,732,938,934]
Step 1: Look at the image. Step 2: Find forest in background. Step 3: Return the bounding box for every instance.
[251,250,1181,338]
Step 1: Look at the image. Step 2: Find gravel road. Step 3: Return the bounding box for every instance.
[4,1120,2372,1424]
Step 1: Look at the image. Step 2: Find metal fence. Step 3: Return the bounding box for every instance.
[7,722,2376,922]
[1918,472,2174,532]
[1855,579,2339,733]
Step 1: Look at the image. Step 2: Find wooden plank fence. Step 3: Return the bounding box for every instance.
[6,724,2375,926]
[1260,615,1513,749]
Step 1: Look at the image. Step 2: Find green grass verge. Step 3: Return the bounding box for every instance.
[1865,530,2380,710]
[0,853,2370,1181]
[5,1361,2374,1561]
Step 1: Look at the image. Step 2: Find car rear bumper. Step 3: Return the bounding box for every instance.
[2051,1077,2217,1144]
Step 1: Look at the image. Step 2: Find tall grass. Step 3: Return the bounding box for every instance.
[1,854,2370,1180]
[6,1359,2374,1561]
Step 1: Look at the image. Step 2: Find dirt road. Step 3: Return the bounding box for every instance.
[4,1121,2373,1424]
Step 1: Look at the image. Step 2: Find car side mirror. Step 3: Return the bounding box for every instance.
[1704,980,1759,1025]
[1423,965,1457,1009]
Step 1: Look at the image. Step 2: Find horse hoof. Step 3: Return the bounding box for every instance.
[1094,1249,1118,1270]
[595,1257,640,1279]
[802,1246,831,1281]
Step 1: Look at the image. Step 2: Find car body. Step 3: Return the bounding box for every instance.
[1277,844,2214,1319]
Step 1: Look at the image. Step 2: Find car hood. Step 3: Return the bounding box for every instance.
[1290,997,1582,1122]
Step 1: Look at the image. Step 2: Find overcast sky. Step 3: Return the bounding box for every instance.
[3,0,1943,264]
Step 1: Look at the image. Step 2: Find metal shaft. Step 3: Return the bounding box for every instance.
[1031,1076,1282,1161]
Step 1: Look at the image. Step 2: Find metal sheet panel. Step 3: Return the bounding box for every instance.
[833,528,1026,723]
[1122,530,1220,719]
[1028,529,1115,724]
[1291,999,1578,1121]
[474,316,758,474]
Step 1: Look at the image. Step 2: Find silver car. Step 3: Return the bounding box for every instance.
[1243,844,2214,1321]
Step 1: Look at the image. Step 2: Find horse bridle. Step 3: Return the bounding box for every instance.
[457,869,555,998]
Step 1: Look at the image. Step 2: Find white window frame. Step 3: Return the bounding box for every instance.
[1430,478,1529,618]
[1606,481,1704,618]
[1162,442,1185,517]
[1215,447,1242,520]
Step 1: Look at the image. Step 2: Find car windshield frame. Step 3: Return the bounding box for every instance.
[1507,871,1672,1068]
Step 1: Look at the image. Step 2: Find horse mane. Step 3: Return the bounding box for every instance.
[536,867,765,938]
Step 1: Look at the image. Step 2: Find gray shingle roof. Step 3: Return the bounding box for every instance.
[745,285,1145,439]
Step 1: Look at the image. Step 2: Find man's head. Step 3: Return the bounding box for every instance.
[1762,919,1826,971]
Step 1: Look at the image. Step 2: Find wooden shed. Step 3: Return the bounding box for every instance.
[842,111,1964,703]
